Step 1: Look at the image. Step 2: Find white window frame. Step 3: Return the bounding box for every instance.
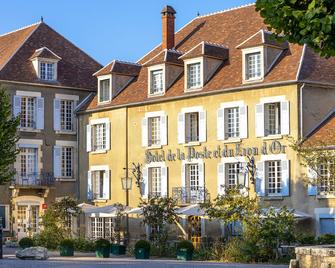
[97,75,112,104]
[143,162,168,198]
[38,59,58,81]
[142,111,167,148]
[88,118,110,153]
[148,65,165,97]
[55,140,76,180]
[89,165,110,201]
[242,46,264,83]
[184,57,204,91]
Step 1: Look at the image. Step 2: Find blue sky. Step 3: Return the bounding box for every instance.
[1,0,253,65]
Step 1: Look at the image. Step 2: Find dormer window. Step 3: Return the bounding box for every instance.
[40,61,56,81]
[242,47,264,82]
[187,62,201,89]
[150,69,164,95]
[99,78,111,103]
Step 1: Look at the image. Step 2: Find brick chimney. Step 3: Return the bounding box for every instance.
[161,5,176,50]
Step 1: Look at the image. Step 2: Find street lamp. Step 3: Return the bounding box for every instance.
[121,175,132,246]
[238,156,257,195]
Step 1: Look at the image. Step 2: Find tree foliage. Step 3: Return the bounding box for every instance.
[256,0,335,57]
[0,89,20,185]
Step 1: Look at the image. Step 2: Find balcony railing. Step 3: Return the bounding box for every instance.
[172,187,209,205]
[12,172,55,187]
[148,192,166,199]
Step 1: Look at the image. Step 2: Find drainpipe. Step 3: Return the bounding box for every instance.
[299,83,305,139]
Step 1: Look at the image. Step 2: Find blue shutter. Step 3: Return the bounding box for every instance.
[281,160,290,196]
[256,161,265,196]
[307,167,317,196]
[87,171,93,200]
[54,99,61,131]
[53,146,62,178]
[36,97,44,130]
[13,95,21,117]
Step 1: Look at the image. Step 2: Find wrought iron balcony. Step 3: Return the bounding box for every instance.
[12,172,55,188]
[172,187,209,205]
[148,192,167,199]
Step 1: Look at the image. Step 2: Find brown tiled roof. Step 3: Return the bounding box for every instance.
[180,41,229,60]
[94,60,141,77]
[0,22,102,90]
[30,46,61,60]
[236,30,288,49]
[144,49,183,66]
[83,4,335,111]
[304,109,335,147]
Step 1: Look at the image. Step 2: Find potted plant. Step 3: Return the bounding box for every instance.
[111,243,126,255]
[134,240,150,259]
[176,240,194,261]
[110,203,126,255]
[95,238,110,258]
[18,237,34,249]
[59,239,74,256]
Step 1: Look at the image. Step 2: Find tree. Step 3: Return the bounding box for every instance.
[255,0,335,57]
[0,88,20,185]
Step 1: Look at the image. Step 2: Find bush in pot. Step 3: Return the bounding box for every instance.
[19,237,34,249]
[95,239,110,258]
[134,240,151,259]
[59,239,74,256]
[111,243,126,255]
[176,240,194,261]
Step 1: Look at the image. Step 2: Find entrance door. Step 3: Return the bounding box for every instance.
[17,205,39,239]
[187,216,201,249]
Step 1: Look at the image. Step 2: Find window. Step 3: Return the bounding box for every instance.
[40,62,55,80]
[149,167,162,198]
[266,160,282,195]
[92,123,106,151]
[61,147,73,178]
[150,69,163,95]
[60,100,74,131]
[185,112,199,143]
[318,162,335,194]
[226,163,240,189]
[0,206,9,230]
[264,102,281,136]
[20,97,36,128]
[20,147,38,178]
[320,218,335,235]
[91,217,114,240]
[148,117,161,146]
[186,164,199,191]
[225,107,240,138]
[245,52,261,80]
[99,79,110,103]
[187,63,201,89]
[92,170,105,199]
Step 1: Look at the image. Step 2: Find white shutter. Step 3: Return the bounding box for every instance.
[86,125,92,152]
[102,170,110,200]
[160,115,167,146]
[217,163,225,195]
[53,146,62,178]
[53,98,61,131]
[280,101,290,135]
[239,105,248,139]
[141,118,148,147]
[307,167,317,196]
[36,97,44,130]
[13,95,21,117]
[255,104,264,137]
[72,101,77,132]
[87,171,93,200]
[161,166,168,197]
[142,167,148,198]
[217,108,225,140]
[178,113,185,144]
[181,162,186,187]
[199,111,206,142]
[105,122,111,150]
[239,162,248,196]
[198,162,205,187]
[281,160,290,196]
[256,161,265,196]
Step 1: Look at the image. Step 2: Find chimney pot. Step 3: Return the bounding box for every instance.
[161,5,176,50]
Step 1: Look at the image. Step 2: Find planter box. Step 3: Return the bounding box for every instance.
[177,248,193,261]
[96,247,110,258]
[111,244,126,255]
[135,248,150,259]
[59,246,74,257]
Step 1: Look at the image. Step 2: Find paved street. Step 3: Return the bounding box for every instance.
[0,249,288,268]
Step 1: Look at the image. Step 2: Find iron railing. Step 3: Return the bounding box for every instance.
[172,187,209,205]
[12,172,55,187]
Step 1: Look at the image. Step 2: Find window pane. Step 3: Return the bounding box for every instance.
[320,218,335,235]
[185,112,199,142]
[187,63,201,89]
[92,123,106,151]
[264,102,281,136]
[150,69,163,95]
[61,147,73,178]
[266,160,282,195]
[187,164,199,190]
[92,170,105,199]
[20,97,36,128]
[60,100,74,131]
[226,163,240,188]
[40,62,55,80]
[225,107,240,138]
[0,206,6,229]
[99,79,110,102]
[20,147,38,177]
[318,162,335,194]
[246,52,261,80]
[149,167,162,197]
[148,117,161,146]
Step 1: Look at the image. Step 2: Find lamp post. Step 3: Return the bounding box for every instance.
[121,175,132,246]
[238,156,257,195]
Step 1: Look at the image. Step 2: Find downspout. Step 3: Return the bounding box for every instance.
[300,83,305,139]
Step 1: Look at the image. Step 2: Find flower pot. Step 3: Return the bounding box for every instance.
[177,248,193,261]
[59,245,74,256]
[111,244,126,255]
[96,247,110,258]
[135,248,150,259]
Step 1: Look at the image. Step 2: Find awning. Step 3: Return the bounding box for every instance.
[82,205,121,218]
[126,207,143,215]
[261,207,311,220]
[176,204,206,217]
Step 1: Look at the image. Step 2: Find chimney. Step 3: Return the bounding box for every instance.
[161,5,176,50]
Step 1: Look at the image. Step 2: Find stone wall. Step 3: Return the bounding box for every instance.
[291,246,335,268]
